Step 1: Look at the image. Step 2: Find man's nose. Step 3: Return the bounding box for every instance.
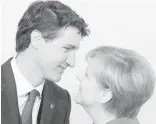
[66,52,75,68]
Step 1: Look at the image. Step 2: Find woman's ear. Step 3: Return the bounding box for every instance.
[30,30,44,50]
[100,89,113,104]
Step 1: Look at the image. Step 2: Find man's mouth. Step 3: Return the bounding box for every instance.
[59,66,66,73]
[61,66,67,70]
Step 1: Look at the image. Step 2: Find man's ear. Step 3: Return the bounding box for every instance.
[30,30,44,50]
[100,89,113,104]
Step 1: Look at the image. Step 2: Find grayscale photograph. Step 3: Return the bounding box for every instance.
[1,0,156,124]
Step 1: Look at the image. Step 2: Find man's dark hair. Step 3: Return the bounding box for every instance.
[16,0,90,52]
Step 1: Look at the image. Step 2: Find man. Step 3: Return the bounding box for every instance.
[1,1,89,124]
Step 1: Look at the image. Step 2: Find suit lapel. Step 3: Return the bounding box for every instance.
[1,58,22,124]
[2,58,58,124]
[38,80,56,124]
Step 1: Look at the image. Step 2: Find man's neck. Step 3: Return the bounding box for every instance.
[15,52,44,87]
[83,105,115,124]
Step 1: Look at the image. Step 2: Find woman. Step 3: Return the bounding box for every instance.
[75,46,155,124]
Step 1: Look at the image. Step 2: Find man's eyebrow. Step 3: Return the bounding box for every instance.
[65,44,79,50]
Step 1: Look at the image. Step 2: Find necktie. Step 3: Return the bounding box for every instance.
[21,89,40,124]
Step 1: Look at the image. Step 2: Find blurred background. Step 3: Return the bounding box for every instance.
[1,0,156,124]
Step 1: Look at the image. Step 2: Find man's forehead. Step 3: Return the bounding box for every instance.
[52,26,81,47]
[61,33,81,48]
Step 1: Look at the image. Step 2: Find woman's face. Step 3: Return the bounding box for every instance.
[75,59,104,107]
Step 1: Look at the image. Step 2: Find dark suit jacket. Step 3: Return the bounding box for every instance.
[1,58,71,124]
[106,118,140,124]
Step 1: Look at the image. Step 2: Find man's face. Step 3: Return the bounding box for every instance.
[35,27,81,82]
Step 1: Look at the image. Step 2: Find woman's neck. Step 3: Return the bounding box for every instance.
[83,105,115,124]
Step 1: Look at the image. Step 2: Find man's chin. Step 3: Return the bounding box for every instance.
[45,75,61,82]
[74,100,81,105]
[74,95,82,104]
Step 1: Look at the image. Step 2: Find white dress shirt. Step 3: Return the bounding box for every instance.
[11,57,44,124]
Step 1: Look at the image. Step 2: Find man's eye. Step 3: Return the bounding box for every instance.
[63,47,69,51]
[63,47,72,52]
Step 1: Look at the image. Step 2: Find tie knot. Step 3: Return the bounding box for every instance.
[28,89,40,101]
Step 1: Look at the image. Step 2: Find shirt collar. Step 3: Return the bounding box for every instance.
[11,57,44,98]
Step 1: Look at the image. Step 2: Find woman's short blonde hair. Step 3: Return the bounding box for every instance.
[86,46,155,118]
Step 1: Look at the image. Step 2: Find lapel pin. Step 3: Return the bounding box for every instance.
[50,104,54,109]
